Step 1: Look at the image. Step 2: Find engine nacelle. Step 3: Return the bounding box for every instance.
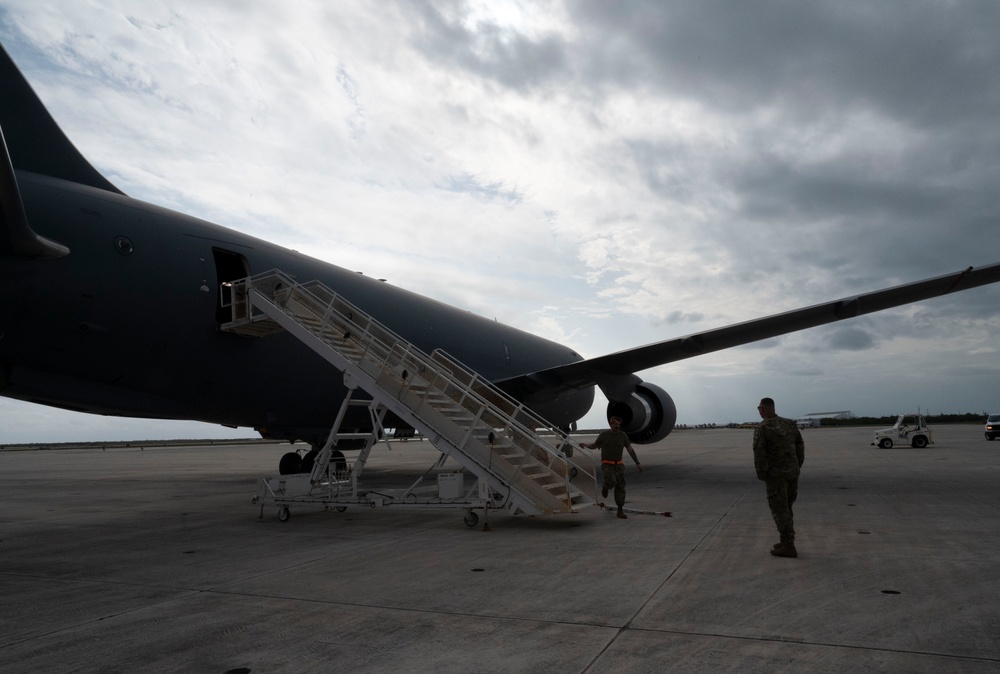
[606,382,677,444]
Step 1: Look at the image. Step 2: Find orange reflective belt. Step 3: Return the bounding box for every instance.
[601,460,623,465]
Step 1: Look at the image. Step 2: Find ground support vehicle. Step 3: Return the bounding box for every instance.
[986,414,1000,441]
[872,414,934,449]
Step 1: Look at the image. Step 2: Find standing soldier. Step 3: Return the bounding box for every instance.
[753,397,805,557]
[580,416,642,519]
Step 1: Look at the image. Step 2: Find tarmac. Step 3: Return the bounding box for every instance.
[1,424,998,673]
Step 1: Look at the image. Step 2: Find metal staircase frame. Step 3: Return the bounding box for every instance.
[221,270,599,522]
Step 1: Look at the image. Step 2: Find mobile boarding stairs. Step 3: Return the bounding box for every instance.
[221,270,599,526]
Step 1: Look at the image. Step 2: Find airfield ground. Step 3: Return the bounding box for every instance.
[1,424,998,672]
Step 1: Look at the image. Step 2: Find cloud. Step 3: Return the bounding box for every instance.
[819,326,878,352]
[408,0,572,91]
[1,0,999,443]
[437,173,523,203]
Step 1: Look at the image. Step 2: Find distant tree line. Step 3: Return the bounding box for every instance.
[583,412,990,434]
[819,412,988,427]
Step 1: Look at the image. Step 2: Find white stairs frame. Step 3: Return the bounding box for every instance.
[221,270,599,520]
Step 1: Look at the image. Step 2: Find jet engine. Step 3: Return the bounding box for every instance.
[606,382,677,444]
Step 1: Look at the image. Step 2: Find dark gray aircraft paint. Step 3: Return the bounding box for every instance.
[2,43,1000,450]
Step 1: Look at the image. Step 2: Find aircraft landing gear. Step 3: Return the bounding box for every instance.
[278,448,347,475]
[278,452,302,474]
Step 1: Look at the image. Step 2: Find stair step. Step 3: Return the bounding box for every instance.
[222,271,599,516]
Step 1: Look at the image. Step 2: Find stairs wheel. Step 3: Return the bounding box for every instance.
[463,510,479,528]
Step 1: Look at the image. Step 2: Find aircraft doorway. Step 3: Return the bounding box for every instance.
[212,248,250,323]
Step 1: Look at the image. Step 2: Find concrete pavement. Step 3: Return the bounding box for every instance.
[2,424,998,672]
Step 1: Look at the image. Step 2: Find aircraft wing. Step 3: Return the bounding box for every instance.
[499,261,1000,400]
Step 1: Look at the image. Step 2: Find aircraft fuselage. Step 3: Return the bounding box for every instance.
[0,171,593,444]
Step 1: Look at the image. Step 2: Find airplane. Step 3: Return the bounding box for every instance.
[3,42,1000,469]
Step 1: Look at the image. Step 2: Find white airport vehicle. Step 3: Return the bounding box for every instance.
[985,414,1000,441]
[872,414,934,449]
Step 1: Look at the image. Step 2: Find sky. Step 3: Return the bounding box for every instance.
[1,1,999,444]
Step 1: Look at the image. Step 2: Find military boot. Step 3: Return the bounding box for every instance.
[770,541,798,558]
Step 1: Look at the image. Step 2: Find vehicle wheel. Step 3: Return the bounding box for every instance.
[878,438,893,449]
[279,452,302,475]
[463,510,479,528]
[911,435,928,449]
[336,506,348,513]
[278,506,291,522]
[987,434,995,441]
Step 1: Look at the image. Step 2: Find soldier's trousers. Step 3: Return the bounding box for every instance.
[764,475,798,543]
[601,464,627,507]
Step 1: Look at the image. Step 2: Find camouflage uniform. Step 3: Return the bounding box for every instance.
[593,429,631,507]
[753,416,805,544]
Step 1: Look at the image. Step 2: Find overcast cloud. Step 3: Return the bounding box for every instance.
[1,1,999,444]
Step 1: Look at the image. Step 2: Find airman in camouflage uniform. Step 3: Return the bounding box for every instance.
[753,397,805,558]
[580,416,642,519]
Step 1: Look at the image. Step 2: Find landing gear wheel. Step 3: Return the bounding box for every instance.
[278,506,291,522]
[911,435,928,449]
[279,452,303,475]
[878,438,893,449]
[463,510,479,528]
[300,449,318,473]
[330,449,347,473]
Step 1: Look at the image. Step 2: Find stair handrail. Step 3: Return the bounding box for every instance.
[228,269,599,506]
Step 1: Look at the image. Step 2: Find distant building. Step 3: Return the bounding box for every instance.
[796,411,854,428]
